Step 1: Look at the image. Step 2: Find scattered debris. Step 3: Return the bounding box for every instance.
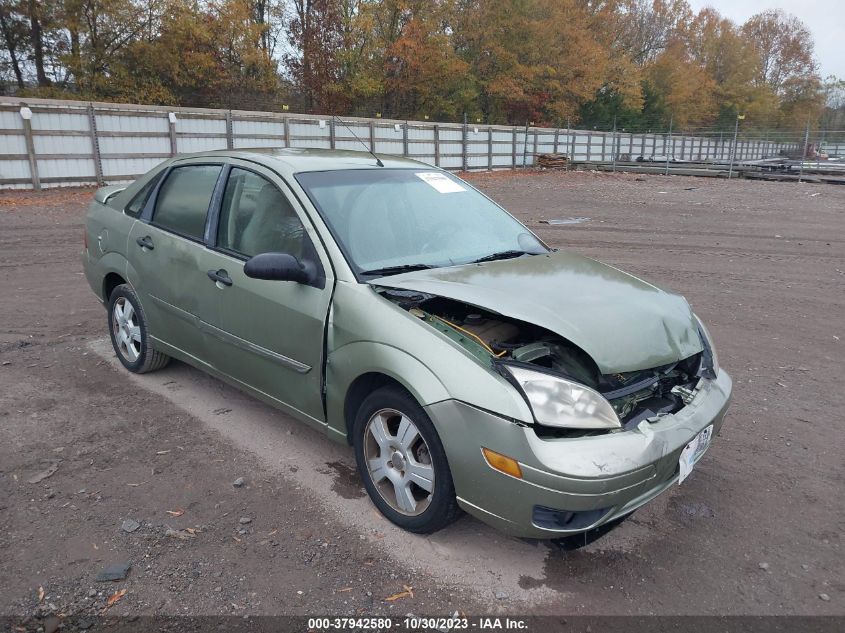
[121,518,140,533]
[165,509,184,517]
[95,562,131,582]
[38,585,45,602]
[239,517,252,525]
[758,562,770,571]
[819,593,831,602]
[232,477,246,488]
[27,460,60,484]
[535,153,569,169]
[385,585,414,602]
[495,591,509,600]
[540,216,590,225]
[165,527,196,540]
[106,588,127,607]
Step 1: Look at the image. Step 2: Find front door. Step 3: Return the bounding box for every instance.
[127,163,223,364]
[198,165,333,424]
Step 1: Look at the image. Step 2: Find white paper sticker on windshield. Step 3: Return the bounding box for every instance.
[415,171,466,193]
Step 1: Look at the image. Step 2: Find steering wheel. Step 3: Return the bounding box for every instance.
[420,222,461,253]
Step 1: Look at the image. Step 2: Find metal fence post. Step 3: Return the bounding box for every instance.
[168,113,178,156]
[488,127,493,170]
[798,119,810,183]
[87,103,104,186]
[329,117,336,150]
[283,116,291,147]
[369,120,376,153]
[522,122,529,168]
[512,128,517,168]
[601,132,607,162]
[434,124,440,167]
[20,104,40,190]
[225,110,234,149]
[402,121,409,157]
[665,115,673,176]
[586,132,592,161]
[553,128,559,154]
[462,116,468,171]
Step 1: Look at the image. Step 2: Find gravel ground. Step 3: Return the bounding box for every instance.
[0,171,842,623]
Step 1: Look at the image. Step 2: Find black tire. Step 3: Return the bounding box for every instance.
[353,385,461,533]
[107,284,170,374]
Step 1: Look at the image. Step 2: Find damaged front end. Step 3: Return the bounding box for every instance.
[378,287,716,436]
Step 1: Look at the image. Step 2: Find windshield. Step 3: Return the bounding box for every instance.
[295,169,548,276]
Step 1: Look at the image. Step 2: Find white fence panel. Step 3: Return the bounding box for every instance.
[0,96,802,189]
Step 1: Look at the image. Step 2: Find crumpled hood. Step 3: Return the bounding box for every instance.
[370,251,703,373]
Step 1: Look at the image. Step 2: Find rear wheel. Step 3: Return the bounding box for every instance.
[353,385,461,533]
[107,284,170,374]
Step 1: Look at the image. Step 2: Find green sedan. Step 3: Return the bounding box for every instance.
[83,148,732,538]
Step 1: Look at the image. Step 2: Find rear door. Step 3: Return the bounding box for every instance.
[198,163,334,424]
[127,163,223,364]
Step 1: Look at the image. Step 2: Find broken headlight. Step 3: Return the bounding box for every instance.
[504,365,621,430]
[694,314,720,378]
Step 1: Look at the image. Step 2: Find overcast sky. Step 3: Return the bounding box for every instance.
[687,0,843,80]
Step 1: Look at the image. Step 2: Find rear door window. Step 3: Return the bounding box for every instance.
[152,165,222,240]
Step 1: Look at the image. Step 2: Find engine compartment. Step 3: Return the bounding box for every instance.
[379,288,703,434]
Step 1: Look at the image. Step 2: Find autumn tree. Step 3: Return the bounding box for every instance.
[286,0,348,112]
[0,0,830,132]
[742,9,816,95]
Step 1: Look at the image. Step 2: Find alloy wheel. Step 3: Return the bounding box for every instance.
[112,297,142,363]
[363,408,435,516]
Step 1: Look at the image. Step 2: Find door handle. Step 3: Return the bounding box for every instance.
[207,269,233,287]
[136,235,154,250]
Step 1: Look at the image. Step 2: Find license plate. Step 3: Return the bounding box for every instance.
[678,425,713,485]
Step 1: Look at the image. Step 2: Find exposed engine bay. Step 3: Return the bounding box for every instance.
[379,287,705,435]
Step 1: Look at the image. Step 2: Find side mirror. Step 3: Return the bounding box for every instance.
[244,252,317,285]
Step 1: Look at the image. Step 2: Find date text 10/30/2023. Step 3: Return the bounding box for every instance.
[307,616,529,630]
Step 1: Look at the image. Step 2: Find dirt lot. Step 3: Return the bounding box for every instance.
[0,171,843,622]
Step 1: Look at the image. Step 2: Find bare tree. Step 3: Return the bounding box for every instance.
[0,0,27,87]
[742,9,817,94]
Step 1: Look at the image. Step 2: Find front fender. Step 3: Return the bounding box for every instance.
[325,341,451,440]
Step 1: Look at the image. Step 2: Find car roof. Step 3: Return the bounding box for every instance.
[172,147,428,174]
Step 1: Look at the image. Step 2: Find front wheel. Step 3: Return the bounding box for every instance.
[107,284,170,374]
[353,385,461,533]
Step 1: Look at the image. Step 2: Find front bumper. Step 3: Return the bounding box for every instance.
[425,369,732,539]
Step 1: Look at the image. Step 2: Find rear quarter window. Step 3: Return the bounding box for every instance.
[125,172,163,218]
[152,165,222,239]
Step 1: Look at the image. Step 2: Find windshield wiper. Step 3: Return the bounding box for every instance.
[471,250,532,264]
[359,263,434,277]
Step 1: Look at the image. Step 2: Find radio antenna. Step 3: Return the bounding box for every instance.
[332,114,384,167]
